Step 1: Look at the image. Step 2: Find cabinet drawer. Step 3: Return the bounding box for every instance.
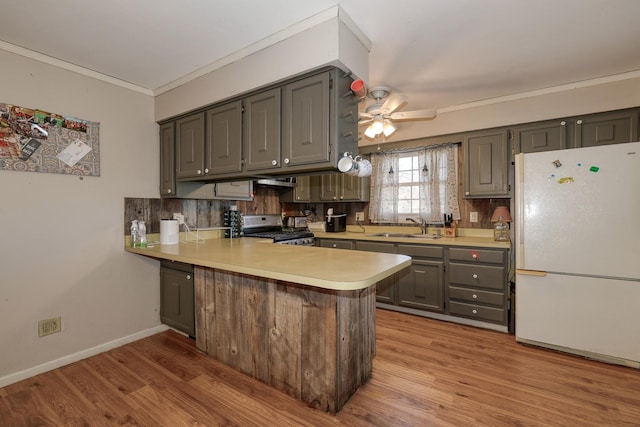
[396,244,443,259]
[319,239,353,250]
[448,248,505,264]
[448,286,504,306]
[355,241,394,253]
[448,262,504,290]
[448,301,505,324]
[161,260,194,274]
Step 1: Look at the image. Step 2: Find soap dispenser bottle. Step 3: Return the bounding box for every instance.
[130,220,139,247]
[137,221,147,248]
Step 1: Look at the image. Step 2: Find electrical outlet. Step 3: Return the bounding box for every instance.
[173,213,185,224]
[38,316,61,337]
[470,212,478,223]
[355,212,365,222]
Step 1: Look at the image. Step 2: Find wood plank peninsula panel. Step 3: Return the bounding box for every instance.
[195,266,376,414]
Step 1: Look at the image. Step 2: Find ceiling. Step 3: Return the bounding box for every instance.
[2,0,640,116]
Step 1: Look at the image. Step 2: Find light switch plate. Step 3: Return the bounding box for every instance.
[470,212,478,223]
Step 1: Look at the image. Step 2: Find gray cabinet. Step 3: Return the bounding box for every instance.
[396,245,445,312]
[280,175,316,203]
[160,261,195,337]
[282,72,330,168]
[463,128,509,198]
[355,241,397,304]
[175,113,205,179]
[319,173,369,202]
[205,100,243,176]
[514,119,568,153]
[575,110,638,148]
[446,247,508,326]
[159,122,175,197]
[215,181,253,200]
[243,88,281,172]
[318,239,354,250]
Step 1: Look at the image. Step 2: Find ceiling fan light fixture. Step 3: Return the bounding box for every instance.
[371,116,384,134]
[382,119,396,137]
[364,125,378,139]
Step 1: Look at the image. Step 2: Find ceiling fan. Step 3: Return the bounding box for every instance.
[358,87,437,139]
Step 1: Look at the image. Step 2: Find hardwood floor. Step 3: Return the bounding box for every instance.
[2,309,639,426]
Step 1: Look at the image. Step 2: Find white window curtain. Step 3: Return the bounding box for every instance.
[369,151,400,222]
[369,144,461,224]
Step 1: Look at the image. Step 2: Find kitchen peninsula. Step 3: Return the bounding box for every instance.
[125,237,410,413]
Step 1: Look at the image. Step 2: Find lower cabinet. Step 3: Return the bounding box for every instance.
[354,241,397,304]
[314,238,510,330]
[446,247,508,326]
[396,245,445,313]
[160,261,195,337]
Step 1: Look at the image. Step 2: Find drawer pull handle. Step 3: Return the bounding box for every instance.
[332,244,337,248]
[472,309,478,315]
[186,274,191,280]
[472,273,478,279]
[472,294,478,299]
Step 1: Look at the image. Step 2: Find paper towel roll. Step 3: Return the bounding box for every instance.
[160,219,179,245]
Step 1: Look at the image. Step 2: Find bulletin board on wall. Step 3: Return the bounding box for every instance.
[0,103,100,176]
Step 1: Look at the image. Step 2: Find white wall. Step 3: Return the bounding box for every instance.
[154,17,369,122]
[0,50,162,386]
[360,74,640,147]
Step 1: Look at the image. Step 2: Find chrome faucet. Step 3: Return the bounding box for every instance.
[406,218,427,234]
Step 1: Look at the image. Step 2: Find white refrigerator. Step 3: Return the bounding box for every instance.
[515,142,640,368]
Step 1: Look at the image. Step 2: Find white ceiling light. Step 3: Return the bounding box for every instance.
[364,115,394,139]
[382,119,396,137]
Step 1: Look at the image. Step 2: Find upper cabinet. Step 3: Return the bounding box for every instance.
[513,119,568,154]
[159,122,176,196]
[175,113,206,179]
[463,128,509,198]
[575,110,638,148]
[205,100,243,176]
[243,88,282,173]
[158,66,359,190]
[281,72,330,169]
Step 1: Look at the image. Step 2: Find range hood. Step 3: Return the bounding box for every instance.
[254,178,296,188]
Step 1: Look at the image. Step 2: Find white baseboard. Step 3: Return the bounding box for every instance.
[0,324,169,389]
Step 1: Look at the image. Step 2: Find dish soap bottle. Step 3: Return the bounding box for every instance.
[130,220,139,247]
[137,220,147,248]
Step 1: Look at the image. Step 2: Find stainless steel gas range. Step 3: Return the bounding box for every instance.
[241,215,315,246]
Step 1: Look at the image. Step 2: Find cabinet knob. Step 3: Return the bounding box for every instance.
[204,168,209,174]
[472,309,478,315]
[472,273,478,279]
[271,160,277,166]
[560,121,566,126]
[333,196,337,200]
[472,253,478,259]
[197,169,202,175]
[465,191,470,196]
[186,274,191,280]
[332,244,337,248]
[472,294,478,299]
[167,189,172,194]
[283,158,290,164]
[577,119,583,125]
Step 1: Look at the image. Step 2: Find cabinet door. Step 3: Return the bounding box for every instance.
[206,101,243,175]
[463,128,509,198]
[215,181,253,200]
[319,173,340,201]
[514,120,568,153]
[340,174,361,201]
[282,72,330,168]
[175,113,205,179]
[355,241,397,304]
[293,175,312,202]
[160,267,195,336]
[159,122,176,197]
[397,260,444,312]
[575,110,638,148]
[243,88,281,172]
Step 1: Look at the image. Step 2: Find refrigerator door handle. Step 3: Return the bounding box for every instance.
[516,269,547,277]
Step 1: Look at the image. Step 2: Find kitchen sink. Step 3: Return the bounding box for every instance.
[367,233,442,239]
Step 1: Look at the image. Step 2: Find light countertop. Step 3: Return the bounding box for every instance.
[313,226,511,249]
[125,237,411,291]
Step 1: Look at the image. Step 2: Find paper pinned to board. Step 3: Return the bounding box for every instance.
[56,138,92,167]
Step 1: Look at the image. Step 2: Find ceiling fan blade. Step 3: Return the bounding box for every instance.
[389,108,437,121]
[358,118,373,126]
[380,94,408,115]
[359,111,373,119]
